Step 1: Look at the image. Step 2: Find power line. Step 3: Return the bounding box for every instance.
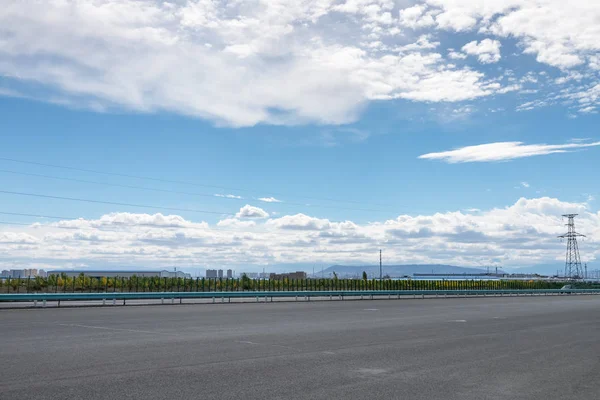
[0,211,75,220]
[0,156,394,208]
[0,190,235,216]
[0,221,33,227]
[0,169,388,213]
[0,169,219,199]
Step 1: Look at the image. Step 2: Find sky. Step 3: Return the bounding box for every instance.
[0,0,599,275]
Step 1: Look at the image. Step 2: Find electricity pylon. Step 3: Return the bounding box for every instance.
[558,214,585,279]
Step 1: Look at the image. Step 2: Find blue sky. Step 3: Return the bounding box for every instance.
[0,0,599,274]
[1,96,597,224]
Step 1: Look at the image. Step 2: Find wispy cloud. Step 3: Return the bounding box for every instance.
[0,87,26,98]
[215,194,243,199]
[258,197,282,203]
[521,182,530,188]
[419,140,600,163]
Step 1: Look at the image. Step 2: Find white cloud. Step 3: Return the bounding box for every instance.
[266,214,332,230]
[448,50,467,60]
[521,182,530,188]
[258,197,282,203]
[236,205,269,219]
[398,4,436,29]
[216,218,256,228]
[404,0,600,70]
[1,197,599,270]
[590,55,600,70]
[0,232,39,244]
[215,194,243,199]
[419,140,600,163]
[462,39,502,64]
[563,84,600,112]
[89,212,198,229]
[555,72,584,85]
[579,106,597,114]
[496,84,522,94]
[0,0,536,126]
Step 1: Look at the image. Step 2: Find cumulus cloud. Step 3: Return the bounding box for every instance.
[419,140,600,163]
[0,232,39,244]
[398,4,436,29]
[448,50,467,60]
[1,197,598,270]
[236,205,269,219]
[405,0,600,70]
[217,218,257,228]
[462,39,502,64]
[266,214,332,230]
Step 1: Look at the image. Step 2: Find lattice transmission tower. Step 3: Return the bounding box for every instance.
[558,214,585,279]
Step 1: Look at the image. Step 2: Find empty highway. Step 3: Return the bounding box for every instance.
[1,296,599,400]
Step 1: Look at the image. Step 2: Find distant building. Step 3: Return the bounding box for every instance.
[241,272,258,279]
[269,271,307,280]
[218,269,224,278]
[49,270,191,279]
[206,269,218,279]
[226,269,233,279]
[163,271,192,278]
[10,269,24,278]
[23,268,38,277]
[38,269,47,278]
[1,270,9,278]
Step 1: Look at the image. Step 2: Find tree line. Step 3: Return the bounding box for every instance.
[1,272,594,294]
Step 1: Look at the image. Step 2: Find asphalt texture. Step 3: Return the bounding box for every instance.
[1,296,599,400]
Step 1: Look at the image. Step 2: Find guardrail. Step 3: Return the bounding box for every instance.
[2,289,600,305]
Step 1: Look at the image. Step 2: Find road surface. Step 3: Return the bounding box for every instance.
[1,296,599,399]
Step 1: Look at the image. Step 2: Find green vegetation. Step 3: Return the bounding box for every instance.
[1,274,596,294]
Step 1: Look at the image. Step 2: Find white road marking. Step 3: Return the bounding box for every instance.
[236,340,259,345]
[236,340,298,351]
[450,320,467,323]
[58,323,173,336]
[356,368,388,376]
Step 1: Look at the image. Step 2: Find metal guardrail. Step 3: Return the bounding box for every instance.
[1,289,600,303]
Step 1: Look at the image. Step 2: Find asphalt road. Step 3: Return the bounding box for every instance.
[1,296,599,400]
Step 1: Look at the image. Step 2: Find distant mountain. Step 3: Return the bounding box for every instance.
[314,264,504,278]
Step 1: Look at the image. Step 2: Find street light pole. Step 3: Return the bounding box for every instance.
[379,249,382,280]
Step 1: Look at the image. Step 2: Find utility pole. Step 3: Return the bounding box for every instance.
[558,214,585,280]
[379,249,382,280]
